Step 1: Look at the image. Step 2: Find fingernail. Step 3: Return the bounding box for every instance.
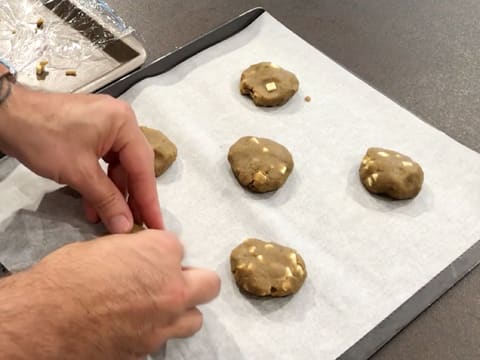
[108,215,131,234]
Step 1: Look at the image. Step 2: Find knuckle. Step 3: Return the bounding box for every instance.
[170,282,188,307]
[67,162,97,189]
[142,230,184,258]
[162,231,184,257]
[93,190,119,212]
[73,167,120,212]
[112,99,135,120]
[94,93,114,102]
[97,97,136,129]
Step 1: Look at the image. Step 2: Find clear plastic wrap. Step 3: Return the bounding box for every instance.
[0,0,133,71]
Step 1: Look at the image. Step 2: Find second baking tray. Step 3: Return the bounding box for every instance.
[6,0,146,94]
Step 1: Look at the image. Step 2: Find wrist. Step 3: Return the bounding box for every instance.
[0,84,51,157]
[0,62,16,104]
[0,268,81,358]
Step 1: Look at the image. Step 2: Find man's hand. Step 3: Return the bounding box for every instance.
[0,84,163,233]
[0,230,221,359]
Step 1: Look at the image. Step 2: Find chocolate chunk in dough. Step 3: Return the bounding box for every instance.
[230,238,307,297]
[140,126,177,177]
[130,224,146,233]
[359,147,424,200]
[228,136,294,193]
[240,62,299,107]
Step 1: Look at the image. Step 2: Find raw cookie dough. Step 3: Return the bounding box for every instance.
[230,238,307,297]
[240,62,299,107]
[359,147,424,200]
[140,126,177,177]
[228,136,294,193]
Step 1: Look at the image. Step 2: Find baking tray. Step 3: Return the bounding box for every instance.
[99,8,480,359]
[7,0,146,94]
[100,7,480,359]
[4,6,480,359]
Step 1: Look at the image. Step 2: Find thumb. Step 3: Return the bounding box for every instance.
[72,162,133,234]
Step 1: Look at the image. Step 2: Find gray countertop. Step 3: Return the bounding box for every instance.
[106,1,480,359]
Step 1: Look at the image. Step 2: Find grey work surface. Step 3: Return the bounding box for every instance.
[106,1,480,360]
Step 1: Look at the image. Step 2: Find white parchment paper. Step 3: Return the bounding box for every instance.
[1,12,480,359]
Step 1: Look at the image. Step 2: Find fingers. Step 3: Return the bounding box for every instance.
[82,163,128,226]
[131,232,220,310]
[83,199,99,223]
[182,268,221,309]
[148,268,220,349]
[128,196,143,226]
[108,162,128,198]
[162,308,203,339]
[117,123,164,230]
[73,160,133,234]
[147,308,203,354]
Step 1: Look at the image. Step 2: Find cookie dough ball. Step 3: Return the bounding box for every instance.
[228,136,294,193]
[359,147,424,200]
[230,238,307,297]
[140,126,177,177]
[240,62,299,107]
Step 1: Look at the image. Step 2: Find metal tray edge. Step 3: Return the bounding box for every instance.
[75,35,147,94]
[97,7,265,97]
[338,240,480,359]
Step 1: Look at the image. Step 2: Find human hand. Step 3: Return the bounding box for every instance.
[0,84,162,233]
[0,230,221,359]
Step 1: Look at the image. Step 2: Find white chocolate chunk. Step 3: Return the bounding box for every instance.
[377,151,389,157]
[36,63,45,75]
[402,161,413,167]
[265,82,277,92]
[296,265,304,276]
[65,69,77,76]
[367,177,373,187]
[36,18,44,29]
[254,171,267,184]
[264,243,274,249]
[285,267,293,277]
[249,246,256,254]
[371,173,379,181]
[250,137,260,144]
[257,254,264,262]
[262,147,269,153]
[236,263,246,269]
[279,165,288,174]
[289,253,297,265]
